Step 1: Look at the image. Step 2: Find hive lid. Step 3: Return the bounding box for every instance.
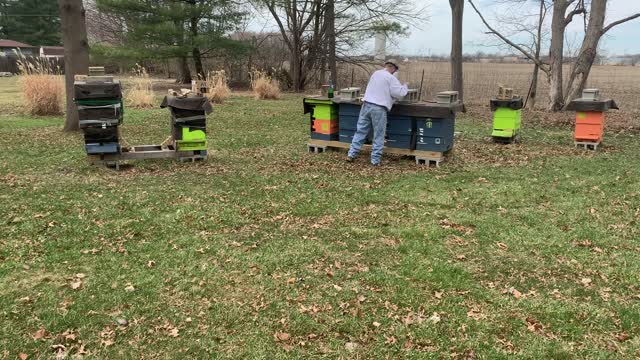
[490,97,524,111]
[565,98,619,112]
[160,95,213,114]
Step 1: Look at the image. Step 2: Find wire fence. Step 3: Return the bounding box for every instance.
[339,62,640,111]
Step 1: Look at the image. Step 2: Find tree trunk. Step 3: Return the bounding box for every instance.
[528,64,539,109]
[547,1,569,111]
[449,0,464,100]
[563,0,607,106]
[327,0,337,88]
[190,14,205,79]
[192,47,204,79]
[527,0,545,110]
[291,38,303,91]
[176,56,192,84]
[58,0,90,132]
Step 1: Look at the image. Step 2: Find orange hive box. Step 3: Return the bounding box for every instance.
[312,119,339,135]
[574,111,604,142]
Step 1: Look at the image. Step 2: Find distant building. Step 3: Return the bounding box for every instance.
[40,46,64,59]
[0,39,37,56]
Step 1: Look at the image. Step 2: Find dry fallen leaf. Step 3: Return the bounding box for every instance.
[581,278,592,287]
[33,328,47,341]
[345,342,358,352]
[372,321,381,328]
[429,312,441,324]
[124,284,135,292]
[434,291,443,299]
[496,242,509,250]
[615,332,630,342]
[168,328,179,337]
[456,254,467,261]
[19,353,28,360]
[509,287,523,299]
[70,279,83,290]
[274,332,290,342]
[333,284,342,291]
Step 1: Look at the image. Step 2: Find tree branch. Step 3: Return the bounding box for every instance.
[467,0,549,73]
[602,13,640,35]
[564,6,585,27]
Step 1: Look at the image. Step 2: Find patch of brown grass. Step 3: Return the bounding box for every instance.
[205,70,230,104]
[251,70,280,100]
[16,56,63,116]
[125,64,154,108]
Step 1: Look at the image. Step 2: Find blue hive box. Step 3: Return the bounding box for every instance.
[415,117,455,152]
[386,115,415,149]
[338,102,364,143]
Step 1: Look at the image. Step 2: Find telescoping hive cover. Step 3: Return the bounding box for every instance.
[74,80,122,100]
[160,96,213,115]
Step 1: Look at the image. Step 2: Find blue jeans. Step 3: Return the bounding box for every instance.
[348,102,387,164]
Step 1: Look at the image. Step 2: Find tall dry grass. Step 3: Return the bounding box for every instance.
[251,70,280,100]
[205,70,230,104]
[17,55,64,116]
[125,64,154,108]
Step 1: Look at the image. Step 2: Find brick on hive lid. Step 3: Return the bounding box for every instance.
[339,87,361,100]
[582,88,600,101]
[398,89,419,103]
[436,91,459,104]
[89,66,105,76]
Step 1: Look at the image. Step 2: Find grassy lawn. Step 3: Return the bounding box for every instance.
[1,78,639,359]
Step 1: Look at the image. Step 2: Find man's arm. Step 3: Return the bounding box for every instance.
[388,75,409,98]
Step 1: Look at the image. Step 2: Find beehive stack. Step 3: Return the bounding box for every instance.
[303,97,340,141]
[490,86,523,142]
[74,75,123,154]
[160,94,212,151]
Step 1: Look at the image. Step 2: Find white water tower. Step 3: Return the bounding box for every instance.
[374,32,386,61]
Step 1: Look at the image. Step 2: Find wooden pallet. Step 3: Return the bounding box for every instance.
[88,144,207,169]
[574,140,600,151]
[307,139,446,166]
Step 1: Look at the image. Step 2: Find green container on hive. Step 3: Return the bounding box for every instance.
[492,107,522,138]
[303,98,338,120]
[176,127,207,151]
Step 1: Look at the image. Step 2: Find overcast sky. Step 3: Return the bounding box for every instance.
[393,0,640,56]
[250,0,640,56]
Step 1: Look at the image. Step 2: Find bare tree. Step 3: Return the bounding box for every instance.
[327,0,337,87]
[84,0,126,45]
[548,0,585,110]
[563,0,640,106]
[258,0,424,91]
[450,0,464,100]
[59,0,90,132]
[468,0,584,111]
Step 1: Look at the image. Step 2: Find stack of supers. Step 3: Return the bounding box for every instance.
[490,86,523,142]
[303,98,340,141]
[160,95,212,151]
[566,89,619,147]
[74,76,123,154]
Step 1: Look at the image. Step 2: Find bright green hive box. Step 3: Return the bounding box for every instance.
[177,127,207,151]
[304,98,338,120]
[492,107,522,138]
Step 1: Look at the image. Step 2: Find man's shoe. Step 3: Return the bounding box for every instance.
[371,162,380,167]
[346,156,355,163]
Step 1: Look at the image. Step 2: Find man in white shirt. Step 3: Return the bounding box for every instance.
[347,61,409,166]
